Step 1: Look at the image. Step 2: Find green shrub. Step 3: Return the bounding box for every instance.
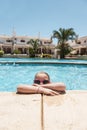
[42,54,52,58]
[13,49,21,54]
[0,50,4,57]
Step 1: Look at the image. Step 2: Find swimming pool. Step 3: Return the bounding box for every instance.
[0,57,87,64]
[0,59,87,91]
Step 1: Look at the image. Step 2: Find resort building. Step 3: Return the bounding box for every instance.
[0,33,87,57]
[0,34,55,57]
[70,36,87,55]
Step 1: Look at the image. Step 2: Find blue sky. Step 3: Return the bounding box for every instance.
[0,0,87,38]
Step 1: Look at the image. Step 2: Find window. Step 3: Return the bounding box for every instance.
[6,39,12,42]
[20,39,25,42]
[77,42,81,44]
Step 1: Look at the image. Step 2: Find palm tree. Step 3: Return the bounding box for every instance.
[27,39,40,57]
[52,28,76,59]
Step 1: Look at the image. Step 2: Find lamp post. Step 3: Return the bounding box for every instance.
[84,44,87,55]
[38,32,43,54]
[11,28,16,54]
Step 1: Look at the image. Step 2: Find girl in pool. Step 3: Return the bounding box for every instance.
[17,71,66,96]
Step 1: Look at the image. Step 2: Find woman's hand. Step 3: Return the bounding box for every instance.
[33,83,60,96]
[38,87,59,96]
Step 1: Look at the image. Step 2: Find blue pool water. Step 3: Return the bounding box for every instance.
[0,57,87,63]
[0,58,87,91]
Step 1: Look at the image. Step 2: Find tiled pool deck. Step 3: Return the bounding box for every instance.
[0,90,87,130]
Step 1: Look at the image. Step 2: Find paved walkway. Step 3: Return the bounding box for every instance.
[0,91,87,130]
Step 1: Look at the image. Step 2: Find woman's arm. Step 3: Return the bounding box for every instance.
[17,84,59,96]
[17,84,38,94]
[39,82,66,92]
